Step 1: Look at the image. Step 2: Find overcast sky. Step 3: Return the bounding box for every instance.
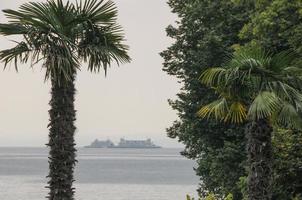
[0,0,182,147]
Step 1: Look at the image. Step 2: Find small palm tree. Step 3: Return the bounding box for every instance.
[0,0,130,199]
[198,47,302,200]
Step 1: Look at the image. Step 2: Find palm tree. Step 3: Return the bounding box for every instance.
[0,0,130,199]
[198,47,302,200]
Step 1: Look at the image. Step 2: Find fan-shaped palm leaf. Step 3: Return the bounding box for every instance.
[270,50,299,73]
[248,91,281,120]
[199,67,226,87]
[276,102,302,129]
[76,0,117,24]
[226,102,247,123]
[197,97,229,121]
[228,47,271,70]
[0,42,31,70]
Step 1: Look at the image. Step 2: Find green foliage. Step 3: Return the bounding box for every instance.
[204,193,216,200]
[237,177,248,200]
[239,0,302,54]
[225,194,234,200]
[272,129,302,199]
[163,0,302,199]
[186,193,233,200]
[161,0,252,198]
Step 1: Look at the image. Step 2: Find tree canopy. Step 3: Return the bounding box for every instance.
[161,0,252,198]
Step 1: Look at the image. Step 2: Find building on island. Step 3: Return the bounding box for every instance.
[85,139,114,148]
[85,138,161,148]
[117,138,160,148]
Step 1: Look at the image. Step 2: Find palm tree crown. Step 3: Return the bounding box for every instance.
[198,47,302,128]
[198,47,302,200]
[0,0,130,83]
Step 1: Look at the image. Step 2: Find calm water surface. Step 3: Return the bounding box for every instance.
[0,148,198,200]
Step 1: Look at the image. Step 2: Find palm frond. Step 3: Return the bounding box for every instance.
[0,42,31,71]
[270,50,298,73]
[275,102,302,129]
[228,47,271,70]
[0,23,29,35]
[197,98,229,121]
[266,81,302,108]
[78,21,130,74]
[248,91,281,120]
[282,66,302,76]
[43,38,80,83]
[76,0,117,24]
[3,4,51,31]
[225,102,247,123]
[3,0,77,36]
[199,67,226,87]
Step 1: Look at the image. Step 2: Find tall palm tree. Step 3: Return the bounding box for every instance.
[198,47,302,200]
[0,0,130,199]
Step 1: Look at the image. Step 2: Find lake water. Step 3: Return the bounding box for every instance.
[0,147,198,200]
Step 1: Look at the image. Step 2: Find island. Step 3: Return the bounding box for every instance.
[85,138,161,148]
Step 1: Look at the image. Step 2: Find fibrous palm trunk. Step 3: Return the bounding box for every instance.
[47,76,77,200]
[246,119,273,200]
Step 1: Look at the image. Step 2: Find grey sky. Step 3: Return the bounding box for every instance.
[0,0,181,147]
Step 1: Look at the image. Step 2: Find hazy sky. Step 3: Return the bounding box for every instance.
[0,0,182,147]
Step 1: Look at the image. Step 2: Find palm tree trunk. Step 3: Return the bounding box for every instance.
[246,119,273,200]
[46,75,77,200]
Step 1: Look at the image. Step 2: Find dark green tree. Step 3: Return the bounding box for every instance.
[160,0,253,198]
[0,0,130,199]
[199,47,302,200]
[239,0,302,54]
